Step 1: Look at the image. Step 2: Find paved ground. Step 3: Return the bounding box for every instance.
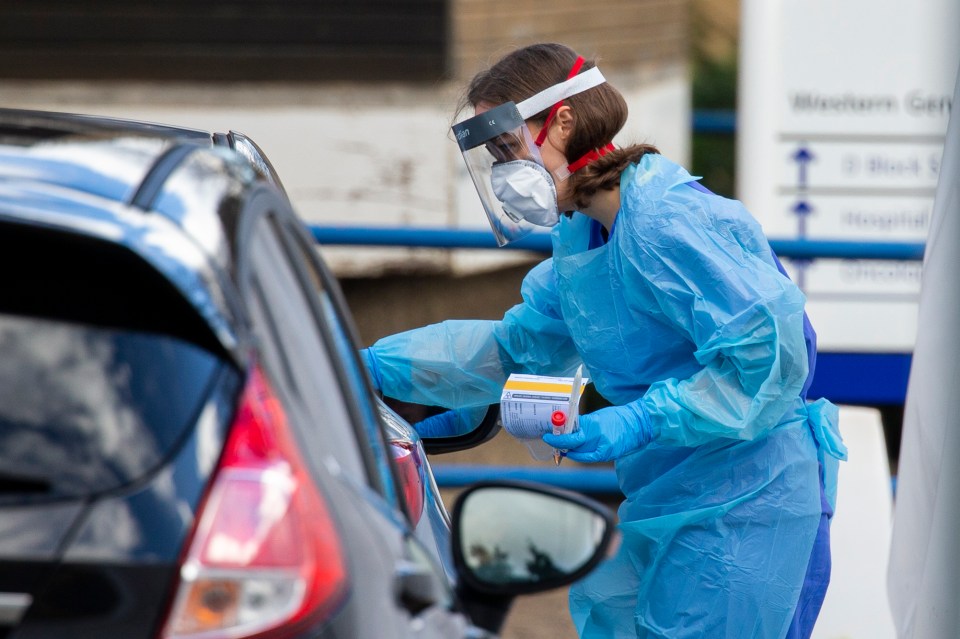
[503,589,577,639]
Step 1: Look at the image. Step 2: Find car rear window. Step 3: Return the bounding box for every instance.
[0,220,228,500]
[0,315,220,498]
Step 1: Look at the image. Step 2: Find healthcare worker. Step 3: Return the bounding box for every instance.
[361,43,847,638]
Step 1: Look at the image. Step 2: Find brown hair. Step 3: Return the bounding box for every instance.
[460,43,659,210]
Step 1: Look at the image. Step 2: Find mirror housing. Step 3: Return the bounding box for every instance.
[450,480,615,635]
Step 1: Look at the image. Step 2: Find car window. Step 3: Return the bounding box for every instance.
[0,316,221,500]
[276,219,398,504]
[243,212,375,489]
[0,221,227,501]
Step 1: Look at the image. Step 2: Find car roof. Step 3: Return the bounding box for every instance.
[0,108,213,203]
[0,108,251,362]
[0,107,212,144]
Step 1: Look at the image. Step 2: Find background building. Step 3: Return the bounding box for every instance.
[0,6,697,637]
[0,0,692,282]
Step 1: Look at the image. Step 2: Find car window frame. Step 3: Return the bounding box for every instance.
[269,212,404,508]
[234,187,397,503]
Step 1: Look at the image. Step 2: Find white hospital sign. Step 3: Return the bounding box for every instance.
[737,0,959,352]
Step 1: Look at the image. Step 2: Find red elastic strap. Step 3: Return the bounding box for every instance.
[534,56,586,148]
[566,143,616,175]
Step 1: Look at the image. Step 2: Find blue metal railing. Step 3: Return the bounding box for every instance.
[311,225,926,262]
[429,464,899,496]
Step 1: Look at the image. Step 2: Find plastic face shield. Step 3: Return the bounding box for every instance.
[452,66,607,246]
[453,102,547,246]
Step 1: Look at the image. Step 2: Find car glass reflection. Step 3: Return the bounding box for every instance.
[458,487,607,585]
[407,405,489,439]
[0,313,219,498]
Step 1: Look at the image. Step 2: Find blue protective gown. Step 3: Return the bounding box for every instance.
[367,154,847,638]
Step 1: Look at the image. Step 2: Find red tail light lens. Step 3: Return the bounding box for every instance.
[389,440,425,526]
[162,366,347,638]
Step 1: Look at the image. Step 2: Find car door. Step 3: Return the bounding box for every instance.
[234,188,469,638]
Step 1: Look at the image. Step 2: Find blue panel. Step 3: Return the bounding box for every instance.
[809,352,912,405]
[692,109,737,134]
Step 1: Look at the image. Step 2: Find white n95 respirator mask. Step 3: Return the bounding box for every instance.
[490,160,559,227]
[451,65,607,246]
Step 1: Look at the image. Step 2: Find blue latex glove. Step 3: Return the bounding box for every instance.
[543,402,654,463]
[359,348,383,392]
[414,405,489,438]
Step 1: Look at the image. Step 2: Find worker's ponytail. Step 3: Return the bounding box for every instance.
[566,143,660,211]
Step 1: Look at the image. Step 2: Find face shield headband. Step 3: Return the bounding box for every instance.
[452,65,607,246]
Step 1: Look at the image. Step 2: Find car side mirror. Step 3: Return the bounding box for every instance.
[450,480,615,635]
[381,397,501,455]
[381,382,614,456]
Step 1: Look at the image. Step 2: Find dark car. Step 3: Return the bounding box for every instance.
[0,108,614,639]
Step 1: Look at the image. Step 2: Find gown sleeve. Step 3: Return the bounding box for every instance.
[367,258,581,408]
[618,199,810,446]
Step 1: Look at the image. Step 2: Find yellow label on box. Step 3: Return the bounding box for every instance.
[500,373,588,440]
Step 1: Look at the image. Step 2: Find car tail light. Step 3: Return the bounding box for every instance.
[389,440,425,526]
[161,366,347,639]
